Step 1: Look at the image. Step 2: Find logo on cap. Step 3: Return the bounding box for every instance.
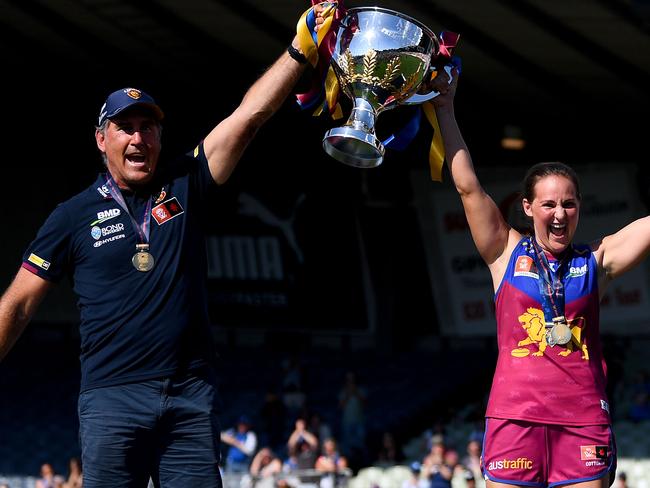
[126,88,142,100]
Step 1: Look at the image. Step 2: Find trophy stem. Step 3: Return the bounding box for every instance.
[322,98,385,168]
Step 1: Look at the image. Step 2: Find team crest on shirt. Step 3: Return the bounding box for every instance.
[511,307,590,360]
[152,197,184,225]
[513,255,539,278]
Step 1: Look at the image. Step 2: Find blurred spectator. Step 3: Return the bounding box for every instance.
[281,355,304,393]
[444,449,469,488]
[461,468,476,488]
[282,356,307,418]
[259,391,288,452]
[375,431,403,466]
[628,391,650,422]
[402,462,429,488]
[423,436,446,468]
[615,471,629,488]
[250,448,283,478]
[422,422,447,455]
[461,439,482,488]
[63,457,83,488]
[630,371,650,396]
[35,462,65,488]
[338,371,368,460]
[315,438,349,488]
[423,439,452,488]
[242,446,283,488]
[309,411,333,445]
[286,418,319,471]
[315,438,348,473]
[221,415,258,473]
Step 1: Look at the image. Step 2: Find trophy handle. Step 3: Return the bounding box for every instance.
[401,65,453,105]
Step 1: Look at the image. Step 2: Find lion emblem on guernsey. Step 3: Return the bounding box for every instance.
[511,307,589,360]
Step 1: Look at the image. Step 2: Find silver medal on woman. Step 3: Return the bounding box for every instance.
[546,316,572,347]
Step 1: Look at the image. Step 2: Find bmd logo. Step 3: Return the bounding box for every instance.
[91,208,121,226]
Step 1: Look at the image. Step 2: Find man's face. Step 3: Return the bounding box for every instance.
[96,109,162,190]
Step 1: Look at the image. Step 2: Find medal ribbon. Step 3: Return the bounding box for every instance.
[295,1,346,117]
[529,236,571,324]
[105,176,152,246]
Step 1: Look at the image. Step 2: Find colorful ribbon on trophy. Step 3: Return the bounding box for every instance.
[383,32,461,182]
[422,102,445,181]
[424,32,461,181]
[295,1,346,118]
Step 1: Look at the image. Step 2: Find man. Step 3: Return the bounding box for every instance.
[0,5,327,487]
[221,415,258,473]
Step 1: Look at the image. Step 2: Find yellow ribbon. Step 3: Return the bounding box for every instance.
[422,102,445,182]
[295,3,343,118]
[324,65,343,119]
[296,2,338,68]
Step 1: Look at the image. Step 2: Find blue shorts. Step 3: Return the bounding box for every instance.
[78,370,222,488]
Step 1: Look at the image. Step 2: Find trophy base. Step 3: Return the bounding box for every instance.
[323,127,384,168]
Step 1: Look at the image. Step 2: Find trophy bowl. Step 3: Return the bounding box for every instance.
[322,7,440,168]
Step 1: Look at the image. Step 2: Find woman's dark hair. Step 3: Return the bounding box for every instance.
[522,161,582,202]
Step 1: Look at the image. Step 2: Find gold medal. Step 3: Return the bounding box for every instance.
[132,244,155,272]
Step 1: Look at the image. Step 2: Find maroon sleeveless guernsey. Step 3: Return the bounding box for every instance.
[486,237,610,425]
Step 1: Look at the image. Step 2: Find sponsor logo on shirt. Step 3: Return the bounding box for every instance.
[513,255,539,278]
[91,208,122,226]
[487,458,533,470]
[93,234,126,248]
[91,223,125,240]
[152,197,184,225]
[568,264,588,278]
[96,185,112,199]
[27,253,51,270]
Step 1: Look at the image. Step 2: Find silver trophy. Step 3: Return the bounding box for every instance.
[323,7,444,168]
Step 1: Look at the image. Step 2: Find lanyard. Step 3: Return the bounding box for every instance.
[105,176,152,246]
[529,236,571,323]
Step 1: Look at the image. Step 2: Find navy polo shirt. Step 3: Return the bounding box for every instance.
[22,144,218,392]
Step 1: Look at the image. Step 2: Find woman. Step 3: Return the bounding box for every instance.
[315,438,348,488]
[431,67,650,488]
[64,457,83,488]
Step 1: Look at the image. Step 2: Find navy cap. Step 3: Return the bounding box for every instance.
[237,415,252,425]
[98,87,164,126]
